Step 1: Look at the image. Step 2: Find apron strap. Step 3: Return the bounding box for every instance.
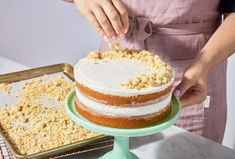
[125,16,221,50]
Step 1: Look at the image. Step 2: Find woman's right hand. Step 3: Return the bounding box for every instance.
[74,0,129,41]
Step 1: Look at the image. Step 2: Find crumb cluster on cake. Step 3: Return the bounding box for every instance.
[87,49,173,90]
[74,49,175,128]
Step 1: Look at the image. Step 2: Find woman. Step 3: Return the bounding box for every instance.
[72,0,235,143]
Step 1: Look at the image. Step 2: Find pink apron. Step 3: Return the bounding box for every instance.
[100,0,227,143]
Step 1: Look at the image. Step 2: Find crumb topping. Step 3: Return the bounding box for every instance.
[0,76,98,155]
[0,83,12,95]
[87,49,173,90]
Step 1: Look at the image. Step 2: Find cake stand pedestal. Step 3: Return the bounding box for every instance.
[65,89,181,159]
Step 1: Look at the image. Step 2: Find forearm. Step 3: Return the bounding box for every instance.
[197,13,235,70]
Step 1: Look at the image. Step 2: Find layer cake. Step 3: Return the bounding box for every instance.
[74,49,174,128]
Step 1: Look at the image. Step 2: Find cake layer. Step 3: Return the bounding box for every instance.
[76,88,171,117]
[74,58,174,97]
[75,99,172,128]
[76,82,172,105]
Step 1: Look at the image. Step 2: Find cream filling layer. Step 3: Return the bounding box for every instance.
[74,58,174,97]
[76,89,172,117]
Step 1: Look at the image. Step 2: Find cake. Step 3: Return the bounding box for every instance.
[74,49,175,128]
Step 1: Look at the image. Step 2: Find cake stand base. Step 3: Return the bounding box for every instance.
[100,151,138,159]
[65,89,181,159]
[99,136,138,159]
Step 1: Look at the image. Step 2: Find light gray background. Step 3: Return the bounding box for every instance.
[0,0,234,149]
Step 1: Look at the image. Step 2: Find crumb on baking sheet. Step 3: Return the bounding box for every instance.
[0,75,98,155]
[0,83,12,95]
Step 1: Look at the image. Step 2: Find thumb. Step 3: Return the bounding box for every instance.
[174,77,195,97]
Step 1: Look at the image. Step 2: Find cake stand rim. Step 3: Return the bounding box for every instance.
[65,89,181,137]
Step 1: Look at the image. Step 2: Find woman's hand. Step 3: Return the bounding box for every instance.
[174,57,209,107]
[174,13,235,107]
[74,0,129,40]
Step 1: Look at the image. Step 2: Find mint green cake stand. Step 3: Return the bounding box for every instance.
[65,89,181,159]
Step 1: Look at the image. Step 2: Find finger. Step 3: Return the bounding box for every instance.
[180,94,201,107]
[102,1,124,35]
[174,77,195,97]
[112,0,129,33]
[92,5,116,37]
[180,88,206,107]
[85,11,106,37]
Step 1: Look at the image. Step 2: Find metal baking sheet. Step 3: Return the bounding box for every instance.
[0,63,112,159]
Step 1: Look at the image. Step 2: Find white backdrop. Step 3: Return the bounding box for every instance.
[0,0,234,149]
[0,0,99,66]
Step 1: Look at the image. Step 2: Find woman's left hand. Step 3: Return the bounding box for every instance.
[174,58,209,107]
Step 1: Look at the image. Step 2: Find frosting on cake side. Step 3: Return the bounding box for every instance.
[76,89,171,117]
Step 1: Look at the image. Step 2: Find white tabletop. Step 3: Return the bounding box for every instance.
[0,56,235,159]
[0,56,28,74]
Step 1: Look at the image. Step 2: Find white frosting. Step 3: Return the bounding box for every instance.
[76,89,172,117]
[74,58,174,96]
